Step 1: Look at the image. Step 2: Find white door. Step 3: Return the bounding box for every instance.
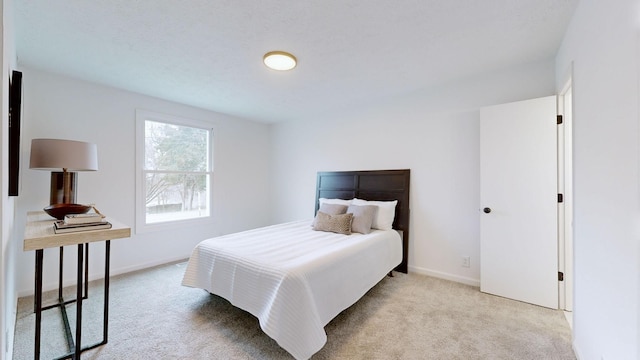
[480,96,558,309]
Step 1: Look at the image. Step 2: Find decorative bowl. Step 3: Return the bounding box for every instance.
[44,203,92,220]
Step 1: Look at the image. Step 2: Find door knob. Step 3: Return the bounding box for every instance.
[483,207,491,214]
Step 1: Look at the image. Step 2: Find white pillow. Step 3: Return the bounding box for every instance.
[319,198,353,207]
[352,198,398,230]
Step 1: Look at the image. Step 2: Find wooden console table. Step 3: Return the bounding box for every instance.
[23,211,131,360]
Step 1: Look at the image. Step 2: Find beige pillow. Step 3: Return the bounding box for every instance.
[319,203,348,215]
[347,204,377,234]
[312,211,353,235]
[312,203,348,227]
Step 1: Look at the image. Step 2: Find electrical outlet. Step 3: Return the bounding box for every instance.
[462,256,470,268]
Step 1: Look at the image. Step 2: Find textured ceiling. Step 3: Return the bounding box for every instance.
[14,0,578,123]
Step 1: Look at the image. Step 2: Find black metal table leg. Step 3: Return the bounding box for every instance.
[103,240,110,344]
[84,243,89,298]
[58,247,64,301]
[75,244,84,359]
[35,241,113,359]
[34,249,43,360]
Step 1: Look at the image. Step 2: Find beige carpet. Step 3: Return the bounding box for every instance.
[13,261,575,359]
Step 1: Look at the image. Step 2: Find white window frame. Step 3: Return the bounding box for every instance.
[135,109,215,233]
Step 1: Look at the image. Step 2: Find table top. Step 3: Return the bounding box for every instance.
[24,211,131,251]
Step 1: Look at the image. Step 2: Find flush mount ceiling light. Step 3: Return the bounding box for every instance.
[263,51,297,71]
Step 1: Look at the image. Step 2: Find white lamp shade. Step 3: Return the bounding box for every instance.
[29,138,98,171]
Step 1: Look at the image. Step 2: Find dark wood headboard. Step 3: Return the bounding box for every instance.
[315,169,410,273]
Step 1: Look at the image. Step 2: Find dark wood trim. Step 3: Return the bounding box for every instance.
[315,169,411,273]
[9,70,23,196]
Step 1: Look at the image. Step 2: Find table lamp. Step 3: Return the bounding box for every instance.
[29,138,98,219]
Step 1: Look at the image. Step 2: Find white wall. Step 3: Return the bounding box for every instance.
[555,1,639,359]
[2,0,18,357]
[13,67,272,296]
[270,59,556,286]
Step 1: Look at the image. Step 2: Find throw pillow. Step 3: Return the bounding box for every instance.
[312,211,353,235]
[347,204,377,234]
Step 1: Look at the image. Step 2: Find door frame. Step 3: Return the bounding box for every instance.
[557,68,574,312]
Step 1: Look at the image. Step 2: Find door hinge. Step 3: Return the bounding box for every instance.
[557,115,563,124]
[558,194,563,203]
[558,272,564,281]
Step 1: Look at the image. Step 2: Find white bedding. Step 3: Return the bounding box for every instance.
[181,219,402,359]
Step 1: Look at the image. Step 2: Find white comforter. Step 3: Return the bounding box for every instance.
[181,220,402,359]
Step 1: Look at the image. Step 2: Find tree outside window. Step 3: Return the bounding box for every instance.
[142,119,212,224]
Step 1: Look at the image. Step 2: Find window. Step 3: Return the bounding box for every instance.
[136,110,214,232]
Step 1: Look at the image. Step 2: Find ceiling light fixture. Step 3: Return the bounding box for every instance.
[263,51,297,71]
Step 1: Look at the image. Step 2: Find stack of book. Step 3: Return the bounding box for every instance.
[54,213,112,234]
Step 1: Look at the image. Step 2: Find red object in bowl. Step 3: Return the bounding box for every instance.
[44,203,92,220]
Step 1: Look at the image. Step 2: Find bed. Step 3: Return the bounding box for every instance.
[182,169,410,359]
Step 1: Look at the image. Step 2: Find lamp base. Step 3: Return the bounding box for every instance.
[50,171,77,205]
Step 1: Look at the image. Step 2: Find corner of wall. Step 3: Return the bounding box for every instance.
[2,0,19,358]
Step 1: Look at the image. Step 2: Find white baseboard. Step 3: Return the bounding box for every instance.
[409,265,480,287]
[108,256,189,278]
[21,258,481,296]
[572,343,582,360]
[18,255,189,298]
